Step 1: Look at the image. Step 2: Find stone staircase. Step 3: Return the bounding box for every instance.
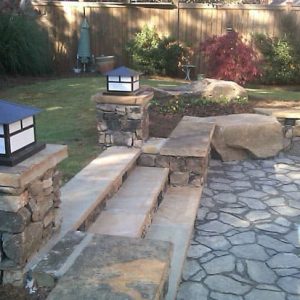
[28,116,215,300]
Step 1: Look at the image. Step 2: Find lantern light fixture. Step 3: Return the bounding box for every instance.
[0,99,45,166]
[105,66,141,95]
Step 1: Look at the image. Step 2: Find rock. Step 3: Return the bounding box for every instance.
[2,269,25,287]
[196,235,231,250]
[2,222,43,266]
[196,114,283,161]
[203,255,235,274]
[245,289,285,300]
[219,213,250,228]
[277,277,300,294]
[230,244,269,261]
[228,231,256,245]
[213,193,237,203]
[177,282,209,300]
[267,253,300,269]
[187,244,211,258]
[257,235,294,252]
[0,207,31,233]
[245,260,277,284]
[0,191,29,212]
[201,78,248,102]
[169,172,189,186]
[204,275,251,295]
[200,220,233,234]
[182,259,202,280]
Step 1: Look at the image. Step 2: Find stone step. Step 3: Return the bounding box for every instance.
[88,166,169,238]
[146,186,203,300]
[139,117,215,186]
[26,146,140,271]
[32,231,172,300]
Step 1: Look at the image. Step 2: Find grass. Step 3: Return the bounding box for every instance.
[0,75,182,182]
[1,75,300,182]
[246,85,300,101]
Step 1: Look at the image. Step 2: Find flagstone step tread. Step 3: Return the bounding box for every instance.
[60,146,140,234]
[37,232,172,300]
[146,186,203,300]
[26,147,140,271]
[88,166,169,238]
[160,116,215,157]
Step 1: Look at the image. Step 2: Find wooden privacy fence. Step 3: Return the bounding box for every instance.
[32,0,300,74]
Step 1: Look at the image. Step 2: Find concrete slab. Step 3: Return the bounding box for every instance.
[160,116,215,157]
[47,234,172,300]
[146,186,203,300]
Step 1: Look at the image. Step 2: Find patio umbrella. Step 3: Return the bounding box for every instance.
[77,17,91,72]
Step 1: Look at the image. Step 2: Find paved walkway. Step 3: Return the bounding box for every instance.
[177,154,300,300]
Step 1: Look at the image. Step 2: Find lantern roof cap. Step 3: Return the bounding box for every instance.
[0,99,41,124]
[105,66,141,77]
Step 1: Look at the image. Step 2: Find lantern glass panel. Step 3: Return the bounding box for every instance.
[0,125,3,135]
[9,121,21,134]
[0,138,5,154]
[133,81,139,91]
[108,76,119,82]
[134,75,139,81]
[22,116,33,128]
[108,82,132,92]
[121,76,132,82]
[10,127,35,153]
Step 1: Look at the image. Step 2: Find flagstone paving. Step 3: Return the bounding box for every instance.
[177,154,300,300]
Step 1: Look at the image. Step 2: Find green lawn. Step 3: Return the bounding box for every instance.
[246,85,300,101]
[0,76,182,182]
[1,76,300,182]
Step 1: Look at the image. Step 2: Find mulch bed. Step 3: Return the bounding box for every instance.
[149,101,254,138]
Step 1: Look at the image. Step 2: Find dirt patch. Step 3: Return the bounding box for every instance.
[0,285,50,300]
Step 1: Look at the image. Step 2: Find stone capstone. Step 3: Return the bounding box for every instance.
[196,114,283,161]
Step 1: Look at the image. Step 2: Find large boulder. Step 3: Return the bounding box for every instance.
[194,114,284,161]
[201,79,248,102]
[144,78,248,102]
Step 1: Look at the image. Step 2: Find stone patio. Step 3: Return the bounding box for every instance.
[177,154,300,300]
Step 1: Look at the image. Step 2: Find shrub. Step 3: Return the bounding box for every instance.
[0,14,52,75]
[126,26,191,76]
[253,33,300,84]
[200,30,261,85]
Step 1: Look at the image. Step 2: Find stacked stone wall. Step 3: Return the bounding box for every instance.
[138,153,210,187]
[0,167,62,286]
[96,103,149,148]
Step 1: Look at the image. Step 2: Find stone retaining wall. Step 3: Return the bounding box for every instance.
[0,145,68,286]
[138,153,210,187]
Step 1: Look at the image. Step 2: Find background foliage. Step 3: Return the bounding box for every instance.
[0,14,52,75]
[126,26,191,77]
[200,30,261,85]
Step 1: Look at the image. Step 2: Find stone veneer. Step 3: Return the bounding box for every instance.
[0,144,68,286]
[92,91,153,148]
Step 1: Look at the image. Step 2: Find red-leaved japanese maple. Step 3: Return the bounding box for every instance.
[200,31,261,85]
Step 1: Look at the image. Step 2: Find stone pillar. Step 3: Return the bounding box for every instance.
[92,91,153,148]
[0,144,68,286]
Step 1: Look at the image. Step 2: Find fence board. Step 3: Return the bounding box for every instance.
[32,1,300,74]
